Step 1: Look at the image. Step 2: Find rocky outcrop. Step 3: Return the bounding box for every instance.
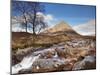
[32,59,65,73]
[72,56,96,70]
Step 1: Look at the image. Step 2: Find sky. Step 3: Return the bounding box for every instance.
[42,2,96,26]
[12,1,96,35]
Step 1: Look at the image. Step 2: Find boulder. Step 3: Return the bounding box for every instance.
[72,56,96,70]
[18,69,32,74]
[31,58,65,73]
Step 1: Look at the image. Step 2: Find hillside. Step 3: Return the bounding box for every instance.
[12,32,70,50]
[42,21,82,38]
[44,21,75,33]
[12,32,32,40]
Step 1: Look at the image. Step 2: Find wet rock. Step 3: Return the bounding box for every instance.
[72,56,96,70]
[18,69,32,74]
[12,54,21,65]
[32,59,65,72]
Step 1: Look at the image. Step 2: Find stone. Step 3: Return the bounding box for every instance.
[72,56,96,70]
[31,58,65,73]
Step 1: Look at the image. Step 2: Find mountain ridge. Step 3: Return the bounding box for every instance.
[43,21,75,33]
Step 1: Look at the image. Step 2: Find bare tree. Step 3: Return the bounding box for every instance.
[27,2,47,35]
[12,1,48,34]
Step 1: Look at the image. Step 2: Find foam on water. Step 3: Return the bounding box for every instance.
[12,54,40,74]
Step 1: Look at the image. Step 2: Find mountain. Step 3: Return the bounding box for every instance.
[42,21,81,38]
[44,21,73,33]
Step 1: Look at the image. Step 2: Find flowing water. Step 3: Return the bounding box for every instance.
[12,54,41,74]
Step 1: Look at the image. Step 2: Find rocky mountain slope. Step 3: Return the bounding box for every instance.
[44,21,73,33]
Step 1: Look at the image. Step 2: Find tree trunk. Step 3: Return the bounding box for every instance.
[25,23,27,32]
[23,14,27,33]
[32,6,37,35]
[33,27,36,35]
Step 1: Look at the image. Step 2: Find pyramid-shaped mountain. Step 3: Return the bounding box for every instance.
[44,21,76,33]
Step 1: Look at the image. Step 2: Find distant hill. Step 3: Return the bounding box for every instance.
[44,21,73,33]
[42,21,81,38]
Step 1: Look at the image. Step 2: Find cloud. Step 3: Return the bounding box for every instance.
[36,12,54,21]
[12,24,24,32]
[36,12,56,27]
[45,14,54,21]
[73,19,96,35]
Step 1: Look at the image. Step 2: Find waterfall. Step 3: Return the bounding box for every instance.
[12,54,41,74]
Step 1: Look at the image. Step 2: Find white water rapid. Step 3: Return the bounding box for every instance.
[12,54,41,74]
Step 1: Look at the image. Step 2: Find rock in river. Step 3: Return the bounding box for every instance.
[72,55,96,70]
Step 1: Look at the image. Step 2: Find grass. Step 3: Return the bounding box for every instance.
[12,34,70,51]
